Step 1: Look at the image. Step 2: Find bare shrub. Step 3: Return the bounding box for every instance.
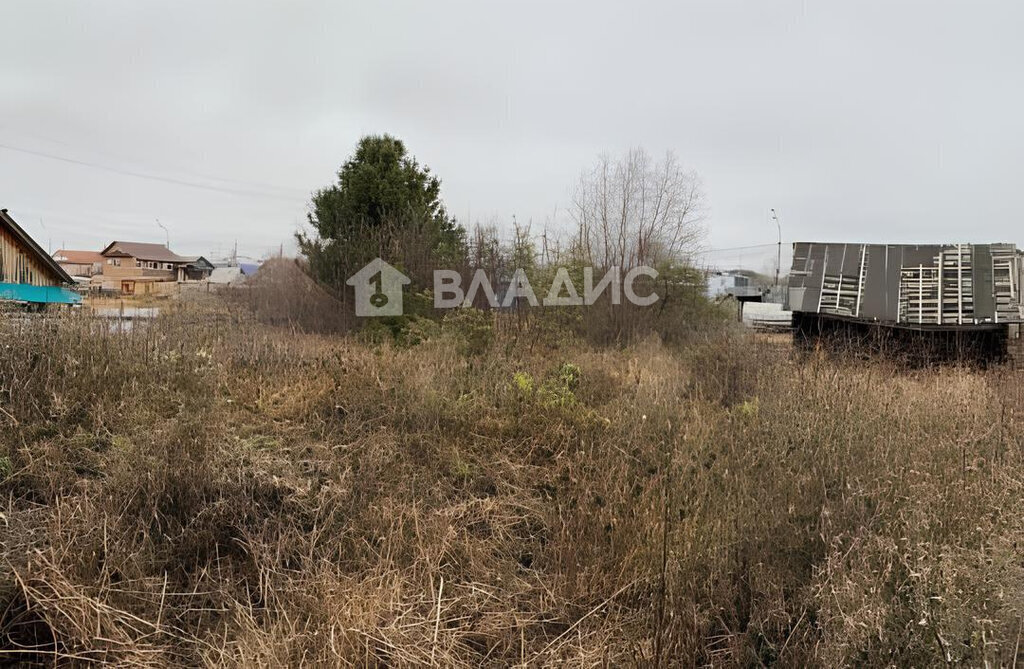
[235,257,352,334]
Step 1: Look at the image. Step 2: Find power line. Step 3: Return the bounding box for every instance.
[0,141,307,202]
[0,137,790,259]
[695,242,781,254]
[4,129,311,195]
[5,204,285,256]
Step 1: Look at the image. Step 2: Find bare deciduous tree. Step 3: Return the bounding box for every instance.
[570,148,705,270]
[567,148,707,343]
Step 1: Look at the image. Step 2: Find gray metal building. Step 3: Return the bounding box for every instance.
[788,242,1024,363]
[789,242,1024,325]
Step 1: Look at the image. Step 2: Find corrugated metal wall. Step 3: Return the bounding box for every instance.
[789,242,1024,325]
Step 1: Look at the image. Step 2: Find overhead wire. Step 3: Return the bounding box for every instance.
[0,141,307,202]
[1,136,790,259]
[694,242,780,254]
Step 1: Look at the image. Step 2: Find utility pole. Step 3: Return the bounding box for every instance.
[770,208,782,292]
[156,218,169,249]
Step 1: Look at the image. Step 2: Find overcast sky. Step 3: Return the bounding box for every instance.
[2,1,1023,272]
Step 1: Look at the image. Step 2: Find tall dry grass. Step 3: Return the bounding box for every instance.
[0,296,1020,666]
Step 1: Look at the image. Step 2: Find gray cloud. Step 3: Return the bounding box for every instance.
[1,0,1022,270]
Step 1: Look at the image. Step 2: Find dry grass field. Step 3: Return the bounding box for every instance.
[0,293,1021,666]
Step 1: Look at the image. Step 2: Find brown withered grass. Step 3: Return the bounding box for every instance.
[0,294,1021,666]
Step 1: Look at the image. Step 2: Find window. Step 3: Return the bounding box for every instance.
[148,261,158,269]
[136,260,142,267]
[164,263,174,270]
[108,258,121,266]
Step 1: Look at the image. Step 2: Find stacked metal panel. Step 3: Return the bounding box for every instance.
[899,264,940,324]
[789,242,1024,325]
[940,245,974,324]
[992,245,1019,323]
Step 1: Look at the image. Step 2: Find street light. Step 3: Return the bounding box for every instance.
[770,208,781,292]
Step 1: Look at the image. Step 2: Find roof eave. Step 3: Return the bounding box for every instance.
[0,209,75,284]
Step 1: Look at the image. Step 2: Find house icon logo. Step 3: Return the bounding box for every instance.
[346,258,411,317]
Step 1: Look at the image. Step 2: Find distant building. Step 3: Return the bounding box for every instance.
[238,262,260,276]
[180,256,216,281]
[706,271,763,300]
[97,241,213,295]
[53,249,105,277]
[210,257,261,275]
[207,266,245,286]
[0,209,80,306]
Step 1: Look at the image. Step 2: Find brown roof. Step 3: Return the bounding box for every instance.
[53,249,105,265]
[100,241,191,263]
[0,209,74,284]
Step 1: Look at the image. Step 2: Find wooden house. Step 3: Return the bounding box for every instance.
[0,208,80,305]
[97,241,214,294]
[53,249,105,277]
